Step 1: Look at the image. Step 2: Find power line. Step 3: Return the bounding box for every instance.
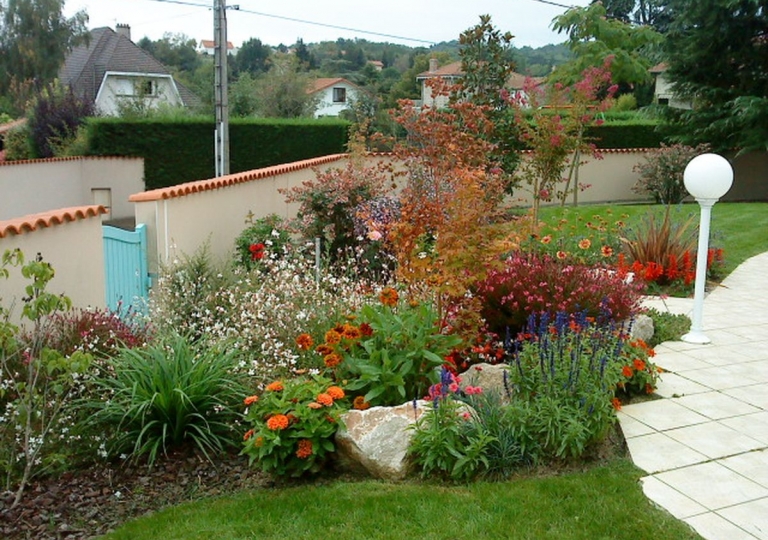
[526,0,579,9]
[142,0,436,44]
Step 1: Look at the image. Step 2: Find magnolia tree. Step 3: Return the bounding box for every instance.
[506,57,618,226]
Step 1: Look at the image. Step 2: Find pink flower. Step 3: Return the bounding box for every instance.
[367,230,383,241]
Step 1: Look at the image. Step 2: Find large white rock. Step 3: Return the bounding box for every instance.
[459,363,511,399]
[335,400,427,480]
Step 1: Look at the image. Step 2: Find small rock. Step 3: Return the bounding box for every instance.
[629,314,654,343]
[459,363,511,399]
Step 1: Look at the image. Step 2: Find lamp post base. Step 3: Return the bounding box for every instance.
[681,331,711,345]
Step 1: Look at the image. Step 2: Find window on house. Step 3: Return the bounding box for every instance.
[658,98,669,105]
[140,80,157,97]
[332,87,346,103]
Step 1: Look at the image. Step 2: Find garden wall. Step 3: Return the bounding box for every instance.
[0,206,107,324]
[726,151,768,202]
[0,157,144,221]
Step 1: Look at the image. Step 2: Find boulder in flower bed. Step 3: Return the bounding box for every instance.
[335,400,426,480]
[458,363,510,399]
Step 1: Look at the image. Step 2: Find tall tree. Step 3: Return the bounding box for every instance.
[663,0,768,152]
[0,0,88,96]
[138,33,200,74]
[551,2,662,87]
[294,38,315,71]
[254,55,319,118]
[236,37,272,75]
[597,0,671,31]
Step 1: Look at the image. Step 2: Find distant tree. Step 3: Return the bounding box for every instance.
[344,42,366,70]
[294,38,316,71]
[663,0,768,152]
[597,0,671,31]
[236,37,272,76]
[0,0,89,101]
[385,52,452,108]
[254,55,319,118]
[28,83,94,157]
[229,72,259,117]
[138,33,200,73]
[551,2,662,87]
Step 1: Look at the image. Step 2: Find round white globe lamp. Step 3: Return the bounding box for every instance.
[681,153,733,344]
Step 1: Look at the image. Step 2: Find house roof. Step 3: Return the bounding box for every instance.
[649,62,669,74]
[199,40,235,49]
[307,77,360,94]
[417,61,545,89]
[59,27,200,108]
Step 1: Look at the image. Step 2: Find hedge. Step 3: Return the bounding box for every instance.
[83,117,350,190]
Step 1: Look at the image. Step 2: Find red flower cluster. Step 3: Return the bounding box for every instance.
[249,243,266,261]
[617,248,724,287]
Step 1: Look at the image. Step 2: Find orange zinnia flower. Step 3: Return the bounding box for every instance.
[353,396,370,410]
[266,381,284,392]
[254,436,264,447]
[324,353,342,368]
[308,402,322,409]
[633,359,647,372]
[243,429,255,440]
[611,398,622,411]
[645,383,654,394]
[601,245,613,257]
[578,238,591,250]
[359,323,374,337]
[324,329,342,345]
[244,395,259,406]
[316,393,334,406]
[379,287,399,307]
[327,386,345,400]
[296,439,313,459]
[315,344,334,356]
[342,324,362,340]
[622,365,633,378]
[266,414,289,430]
[296,333,314,350]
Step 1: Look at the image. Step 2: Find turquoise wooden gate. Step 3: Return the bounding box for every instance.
[102,224,150,314]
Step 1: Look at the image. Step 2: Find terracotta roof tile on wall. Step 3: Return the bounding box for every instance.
[522,148,656,155]
[0,206,107,238]
[0,155,143,168]
[129,154,347,203]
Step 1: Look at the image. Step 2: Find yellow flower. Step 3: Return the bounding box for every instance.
[578,238,591,250]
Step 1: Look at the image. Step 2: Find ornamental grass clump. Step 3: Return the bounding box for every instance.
[475,252,644,337]
[241,376,349,477]
[86,335,248,466]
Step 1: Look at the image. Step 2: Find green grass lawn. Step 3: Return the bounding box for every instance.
[101,458,701,540]
[538,202,768,277]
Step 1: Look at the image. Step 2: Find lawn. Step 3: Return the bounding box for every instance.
[101,458,701,540]
[538,202,768,277]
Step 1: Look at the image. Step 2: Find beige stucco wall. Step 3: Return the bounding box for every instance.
[0,157,144,221]
[725,151,768,202]
[0,215,106,323]
[511,150,653,207]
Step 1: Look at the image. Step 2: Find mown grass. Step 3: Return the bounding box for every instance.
[101,458,701,540]
[538,202,768,277]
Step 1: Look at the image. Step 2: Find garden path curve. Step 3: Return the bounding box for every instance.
[619,251,768,540]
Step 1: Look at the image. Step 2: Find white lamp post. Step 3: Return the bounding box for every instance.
[681,153,733,344]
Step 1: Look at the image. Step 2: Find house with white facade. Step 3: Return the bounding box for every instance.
[650,63,692,109]
[59,25,200,116]
[198,39,238,56]
[416,59,545,109]
[308,78,362,117]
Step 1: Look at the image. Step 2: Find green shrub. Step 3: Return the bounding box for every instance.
[241,376,349,477]
[613,94,638,111]
[234,213,291,270]
[3,124,33,160]
[87,335,248,466]
[645,308,691,348]
[334,291,463,406]
[632,142,711,204]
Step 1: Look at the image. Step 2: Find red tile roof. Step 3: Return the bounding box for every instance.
[417,62,545,88]
[307,77,360,94]
[129,154,347,203]
[200,40,234,49]
[650,62,669,73]
[0,206,107,238]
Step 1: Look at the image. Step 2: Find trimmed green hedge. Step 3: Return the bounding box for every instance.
[83,117,350,190]
[587,119,671,149]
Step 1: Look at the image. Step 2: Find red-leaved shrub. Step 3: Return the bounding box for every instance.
[474,252,645,336]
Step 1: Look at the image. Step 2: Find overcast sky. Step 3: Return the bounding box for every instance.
[63,0,593,49]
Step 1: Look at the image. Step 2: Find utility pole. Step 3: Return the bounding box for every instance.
[214,0,229,176]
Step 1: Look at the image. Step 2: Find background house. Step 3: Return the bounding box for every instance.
[308,78,361,117]
[198,39,238,56]
[416,59,545,109]
[650,63,691,109]
[59,24,200,116]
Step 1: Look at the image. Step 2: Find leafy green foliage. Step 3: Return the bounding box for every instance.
[87,335,248,466]
[234,213,291,270]
[663,0,768,152]
[645,307,691,348]
[241,376,348,477]
[338,299,463,406]
[632,143,711,204]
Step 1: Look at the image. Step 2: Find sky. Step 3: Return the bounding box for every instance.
[62,0,593,49]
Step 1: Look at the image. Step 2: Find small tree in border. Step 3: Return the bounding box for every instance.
[506,57,618,227]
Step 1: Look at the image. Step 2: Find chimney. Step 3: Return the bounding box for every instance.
[115,23,131,41]
[429,57,438,73]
